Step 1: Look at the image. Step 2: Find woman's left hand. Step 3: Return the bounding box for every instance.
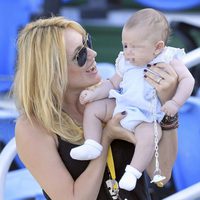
[103,112,136,145]
[144,62,178,104]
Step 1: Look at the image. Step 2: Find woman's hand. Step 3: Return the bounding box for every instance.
[144,62,178,104]
[103,112,136,145]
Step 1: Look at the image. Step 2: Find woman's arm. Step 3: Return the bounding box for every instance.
[146,129,178,184]
[144,62,179,184]
[15,116,111,200]
[15,112,134,200]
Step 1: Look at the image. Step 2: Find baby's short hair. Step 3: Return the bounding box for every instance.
[124,8,170,44]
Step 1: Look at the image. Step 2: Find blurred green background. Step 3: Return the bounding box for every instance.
[63,0,200,63]
[84,25,200,63]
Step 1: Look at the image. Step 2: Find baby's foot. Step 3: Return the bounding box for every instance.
[119,165,142,191]
[70,139,103,160]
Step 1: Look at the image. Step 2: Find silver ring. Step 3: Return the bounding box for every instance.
[156,77,162,84]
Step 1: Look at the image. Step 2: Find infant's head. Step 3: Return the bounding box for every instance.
[122,8,170,66]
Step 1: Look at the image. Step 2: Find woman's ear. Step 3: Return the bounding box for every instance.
[154,40,165,55]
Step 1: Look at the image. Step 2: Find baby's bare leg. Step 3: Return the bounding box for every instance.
[119,122,162,191]
[131,122,162,172]
[83,98,115,142]
[70,99,115,160]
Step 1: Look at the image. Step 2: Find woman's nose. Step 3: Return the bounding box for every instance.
[87,48,97,59]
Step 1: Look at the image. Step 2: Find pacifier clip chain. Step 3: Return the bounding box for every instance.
[151,89,166,187]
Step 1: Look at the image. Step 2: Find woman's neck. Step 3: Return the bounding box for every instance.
[63,91,85,126]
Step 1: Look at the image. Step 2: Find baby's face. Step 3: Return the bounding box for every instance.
[122,27,158,66]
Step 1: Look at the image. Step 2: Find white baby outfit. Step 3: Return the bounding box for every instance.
[109,46,185,132]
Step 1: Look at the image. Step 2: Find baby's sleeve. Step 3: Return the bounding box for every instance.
[115,51,125,77]
[174,48,186,59]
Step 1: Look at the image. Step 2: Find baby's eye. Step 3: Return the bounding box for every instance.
[123,44,128,48]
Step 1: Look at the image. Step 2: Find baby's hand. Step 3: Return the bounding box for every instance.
[161,100,179,117]
[79,90,96,105]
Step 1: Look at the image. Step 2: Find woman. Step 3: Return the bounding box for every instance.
[14,16,178,200]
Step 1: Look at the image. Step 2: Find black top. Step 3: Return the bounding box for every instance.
[43,137,151,200]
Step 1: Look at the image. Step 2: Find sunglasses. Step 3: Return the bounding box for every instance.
[73,34,93,67]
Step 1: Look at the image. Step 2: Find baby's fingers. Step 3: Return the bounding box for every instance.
[79,95,87,105]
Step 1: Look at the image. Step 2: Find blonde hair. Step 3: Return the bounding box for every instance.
[14,16,86,143]
[124,8,170,44]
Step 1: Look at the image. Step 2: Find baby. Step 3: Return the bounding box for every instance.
[70,8,195,191]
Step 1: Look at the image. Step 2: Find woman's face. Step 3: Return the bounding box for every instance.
[64,28,101,91]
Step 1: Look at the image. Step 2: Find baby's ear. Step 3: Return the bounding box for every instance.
[154,40,165,55]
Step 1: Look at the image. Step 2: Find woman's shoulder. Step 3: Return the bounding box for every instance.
[15,115,43,137]
[15,115,57,148]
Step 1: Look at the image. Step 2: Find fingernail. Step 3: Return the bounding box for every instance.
[147,64,151,67]
[144,69,147,72]
[144,75,147,78]
[121,111,127,115]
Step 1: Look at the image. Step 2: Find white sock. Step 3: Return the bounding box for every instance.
[119,165,142,191]
[70,139,103,160]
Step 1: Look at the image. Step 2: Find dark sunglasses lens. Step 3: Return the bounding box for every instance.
[77,47,87,67]
[87,34,92,49]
